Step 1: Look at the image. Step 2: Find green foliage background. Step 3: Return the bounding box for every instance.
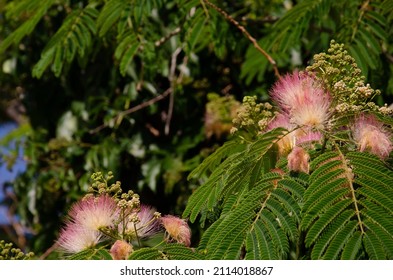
[0,0,392,258]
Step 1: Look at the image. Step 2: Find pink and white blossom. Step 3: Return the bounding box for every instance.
[296,130,323,146]
[160,215,191,247]
[266,113,296,155]
[68,195,118,231]
[57,195,118,253]
[122,205,160,239]
[57,223,103,254]
[270,71,331,129]
[266,112,294,132]
[352,114,392,159]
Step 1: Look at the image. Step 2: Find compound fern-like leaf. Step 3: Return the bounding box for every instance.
[303,151,393,260]
[32,6,99,78]
[198,171,304,260]
[0,0,57,53]
[69,248,113,260]
[184,128,285,224]
[129,244,201,260]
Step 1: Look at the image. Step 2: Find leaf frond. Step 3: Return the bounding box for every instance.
[303,151,393,259]
[0,0,57,53]
[32,6,99,78]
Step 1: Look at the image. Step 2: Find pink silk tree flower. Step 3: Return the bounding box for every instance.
[270,71,331,129]
[287,146,310,174]
[56,195,118,254]
[266,113,296,156]
[68,195,118,231]
[266,113,324,157]
[160,215,191,247]
[122,205,160,239]
[57,223,103,254]
[296,130,323,146]
[290,98,331,129]
[266,112,294,131]
[352,114,393,160]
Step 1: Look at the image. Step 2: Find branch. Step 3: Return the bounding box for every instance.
[90,44,187,135]
[40,243,59,260]
[164,47,183,135]
[155,27,181,47]
[202,0,280,78]
[89,88,173,134]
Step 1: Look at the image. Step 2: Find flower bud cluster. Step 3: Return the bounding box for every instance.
[379,104,393,115]
[118,191,140,209]
[88,171,122,199]
[0,240,34,260]
[306,40,388,116]
[232,96,274,133]
[57,172,192,258]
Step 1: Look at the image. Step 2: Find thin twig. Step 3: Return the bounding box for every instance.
[202,0,280,78]
[164,81,175,136]
[5,192,28,249]
[40,243,59,260]
[155,27,181,47]
[165,47,183,135]
[89,88,173,134]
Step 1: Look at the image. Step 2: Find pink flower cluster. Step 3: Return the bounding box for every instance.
[160,215,192,247]
[270,71,331,130]
[57,195,192,255]
[57,196,161,254]
[266,71,331,172]
[120,205,160,239]
[57,195,118,254]
[265,71,392,169]
[352,114,392,159]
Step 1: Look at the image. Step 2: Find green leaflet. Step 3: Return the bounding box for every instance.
[97,0,130,37]
[129,243,202,260]
[97,0,164,37]
[0,0,57,53]
[246,220,278,260]
[184,128,285,223]
[202,182,269,259]
[240,40,269,85]
[186,12,207,53]
[348,45,368,76]
[128,248,163,260]
[341,231,363,260]
[269,0,327,51]
[258,210,289,258]
[69,248,113,260]
[32,7,99,78]
[353,38,377,69]
[158,243,203,260]
[303,151,393,259]
[115,33,141,76]
[198,172,303,260]
[187,137,246,180]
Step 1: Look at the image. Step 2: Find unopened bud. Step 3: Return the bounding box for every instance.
[110,240,133,260]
